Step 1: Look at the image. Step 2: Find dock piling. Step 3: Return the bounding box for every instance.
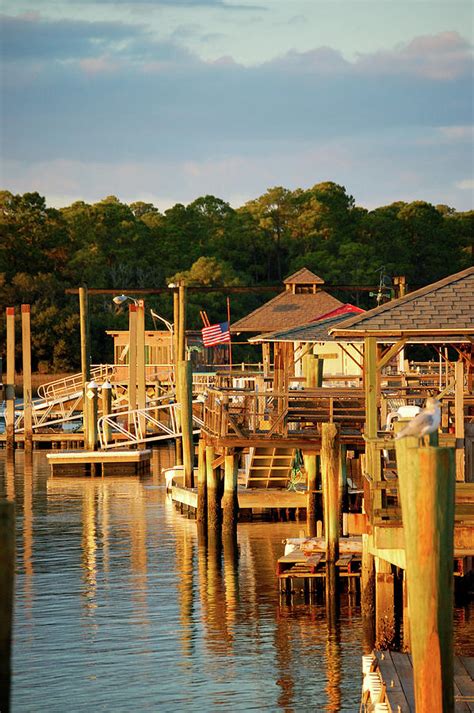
[321,422,341,564]
[395,437,455,712]
[21,305,33,452]
[223,451,239,533]
[5,307,15,453]
[197,439,207,525]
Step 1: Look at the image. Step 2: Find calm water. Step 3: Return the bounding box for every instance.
[1,449,472,712]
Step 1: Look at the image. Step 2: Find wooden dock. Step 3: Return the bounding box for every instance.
[363,651,474,712]
[47,449,151,476]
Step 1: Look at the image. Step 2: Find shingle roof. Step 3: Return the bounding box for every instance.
[330,267,474,337]
[283,268,325,285]
[231,290,343,333]
[250,311,364,343]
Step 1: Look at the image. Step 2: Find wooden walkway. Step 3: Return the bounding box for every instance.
[374,651,474,712]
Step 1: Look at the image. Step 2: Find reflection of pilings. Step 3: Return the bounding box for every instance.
[325,563,341,713]
[206,530,231,650]
[197,440,207,526]
[176,531,195,659]
[222,532,239,630]
[23,452,34,615]
[81,485,97,615]
[5,455,15,503]
[0,500,15,713]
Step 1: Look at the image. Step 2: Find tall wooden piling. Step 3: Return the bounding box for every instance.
[136,299,146,442]
[206,445,220,530]
[197,439,207,525]
[0,501,15,713]
[361,534,375,652]
[5,307,15,453]
[79,287,91,443]
[178,282,186,362]
[375,556,396,648]
[85,380,99,451]
[21,305,33,451]
[222,451,239,533]
[128,303,138,427]
[304,452,317,537]
[395,438,455,712]
[178,359,194,488]
[454,360,465,480]
[321,423,341,564]
[101,381,112,446]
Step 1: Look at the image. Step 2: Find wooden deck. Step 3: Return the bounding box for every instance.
[47,449,151,476]
[372,650,474,712]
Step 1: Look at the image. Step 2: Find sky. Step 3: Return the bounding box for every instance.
[1,0,473,212]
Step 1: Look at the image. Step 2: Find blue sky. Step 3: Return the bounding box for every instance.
[1,0,473,211]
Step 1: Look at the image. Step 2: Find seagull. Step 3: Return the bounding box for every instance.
[395,397,441,440]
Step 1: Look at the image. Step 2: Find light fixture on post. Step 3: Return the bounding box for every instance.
[113,294,139,307]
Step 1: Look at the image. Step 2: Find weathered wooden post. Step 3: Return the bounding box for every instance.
[178,359,194,488]
[206,444,220,530]
[21,304,33,452]
[85,380,99,451]
[5,307,15,453]
[101,380,112,447]
[454,360,465,481]
[79,286,91,446]
[0,501,14,713]
[128,303,138,430]
[222,450,239,533]
[395,437,455,712]
[375,556,395,648]
[178,282,186,363]
[136,299,146,443]
[321,422,341,565]
[304,451,317,537]
[197,438,207,525]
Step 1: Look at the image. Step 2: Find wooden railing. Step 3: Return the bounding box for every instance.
[202,386,366,440]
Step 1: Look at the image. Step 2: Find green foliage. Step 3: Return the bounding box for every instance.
[0,185,471,372]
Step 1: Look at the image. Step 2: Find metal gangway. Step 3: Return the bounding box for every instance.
[97,398,204,449]
[12,365,117,433]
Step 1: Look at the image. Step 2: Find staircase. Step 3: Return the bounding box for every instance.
[244,446,295,488]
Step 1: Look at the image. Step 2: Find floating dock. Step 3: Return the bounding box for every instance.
[47,449,151,476]
[362,651,474,712]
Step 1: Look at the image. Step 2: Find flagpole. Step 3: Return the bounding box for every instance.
[227,296,232,373]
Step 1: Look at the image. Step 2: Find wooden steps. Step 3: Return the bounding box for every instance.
[244,445,295,488]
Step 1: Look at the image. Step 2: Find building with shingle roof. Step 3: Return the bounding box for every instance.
[231,269,343,334]
[331,267,474,343]
[249,305,365,380]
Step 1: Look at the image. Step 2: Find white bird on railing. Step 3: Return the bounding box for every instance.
[395,397,441,440]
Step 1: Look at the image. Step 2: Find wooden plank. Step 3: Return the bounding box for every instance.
[390,651,416,709]
[171,485,198,509]
[460,657,474,679]
[375,650,412,713]
[335,554,353,568]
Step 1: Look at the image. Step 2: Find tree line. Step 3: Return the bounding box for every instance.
[0,182,472,372]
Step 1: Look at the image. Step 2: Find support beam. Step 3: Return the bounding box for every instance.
[376,338,407,371]
[395,438,455,712]
[222,452,239,533]
[206,445,220,531]
[455,360,465,481]
[321,422,341,564]
[79,287,90,442]
[375,557,396,648]
[5,308,15,453]
[21,305,33,452]
[178,359,194,488]
[101,381,112,446]
[197,439,207,525]
[304,453,317,537]
[128,303,137,429]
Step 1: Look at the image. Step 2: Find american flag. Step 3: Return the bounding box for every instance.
[201,321,231,347]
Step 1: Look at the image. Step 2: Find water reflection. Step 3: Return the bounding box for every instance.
[1,449,472,712]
